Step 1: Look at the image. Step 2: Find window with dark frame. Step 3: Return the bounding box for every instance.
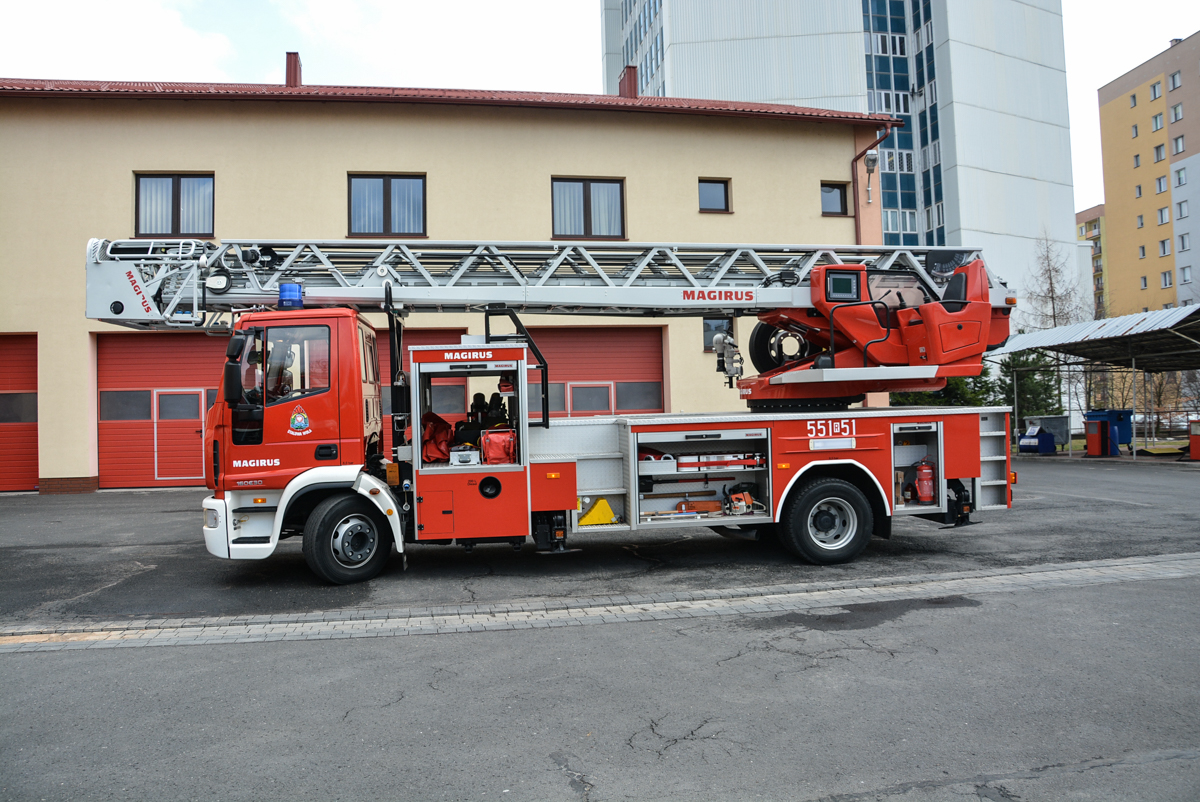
[348,174,426,236]
[135,174,214,237]
[698,179,730,212]
[551,178,625,238]
[703,317,732,352]
[820,183,848,215]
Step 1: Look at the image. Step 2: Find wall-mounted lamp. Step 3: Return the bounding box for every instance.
[864,149,879,204]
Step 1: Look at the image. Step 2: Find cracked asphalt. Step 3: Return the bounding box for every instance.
[2,458,1199,800]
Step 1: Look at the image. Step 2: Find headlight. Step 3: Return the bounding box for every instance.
[205,509,219,529]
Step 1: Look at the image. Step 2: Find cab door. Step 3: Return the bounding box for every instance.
[259,324,341,475]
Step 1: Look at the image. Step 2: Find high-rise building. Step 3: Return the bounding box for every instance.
[1098,32,1198,314]
[601,0,1077,300]
[1076,205,1107,317]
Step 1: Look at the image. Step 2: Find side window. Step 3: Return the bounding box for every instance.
[263,326,331,405]
[348,175,426,236]
[551,178,625,238]
[100,390,152,420]
[820,183,848,215]
[703,317,731,351]
[135,174,214,237]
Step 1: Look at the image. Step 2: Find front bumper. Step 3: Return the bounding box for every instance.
[202,495,278,560]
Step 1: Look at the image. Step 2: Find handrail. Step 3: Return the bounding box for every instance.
[827,300,894,368]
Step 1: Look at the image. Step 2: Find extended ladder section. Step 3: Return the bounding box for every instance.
[86,238,1010,327]
[85,238,1014,406]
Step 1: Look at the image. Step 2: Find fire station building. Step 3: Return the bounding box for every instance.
[0,58,889,493]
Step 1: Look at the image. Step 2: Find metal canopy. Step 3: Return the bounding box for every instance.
[992,306,1200,372]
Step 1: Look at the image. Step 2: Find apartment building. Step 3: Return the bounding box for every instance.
[1076,205,1107,317]
[0,58,889,492]
[600,0,1077,301]
[1099,32,1199,314]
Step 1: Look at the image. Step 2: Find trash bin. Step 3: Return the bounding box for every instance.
[1018,424,1056,455]
[1084,410,1133,456]
[1190,421,1200,462]
[1024,415,1069,451]
[1085,417,1111,456]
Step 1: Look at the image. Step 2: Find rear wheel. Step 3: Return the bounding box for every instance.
[779,478,873,564]
[303,493,392,584]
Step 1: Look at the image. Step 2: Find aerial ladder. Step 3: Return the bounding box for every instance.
[87,237,1015,408]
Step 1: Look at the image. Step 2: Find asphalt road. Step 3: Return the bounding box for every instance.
[1,460,1198,623]
[2,458,1199,800]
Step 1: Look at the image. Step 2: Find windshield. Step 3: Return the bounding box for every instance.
[867,271,932,309]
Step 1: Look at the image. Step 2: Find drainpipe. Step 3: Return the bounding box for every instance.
[852,122,894,245]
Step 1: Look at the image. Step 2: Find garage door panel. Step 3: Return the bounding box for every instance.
[156,423,205,479]
[527,327,664,416]
[0,335,38,490]
[98,423,156,488]
[98,334,226,488]
[0,425,38,491]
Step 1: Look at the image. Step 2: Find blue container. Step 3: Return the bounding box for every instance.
[1018,429,1056,455]
[1085,409,1132,449]
[278,283,303,309]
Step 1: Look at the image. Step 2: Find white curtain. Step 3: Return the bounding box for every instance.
[138,177,173,234]
[179,177,213,234]
[391,177,424,235]
[552,181,584,236]
[351,178,384,234]
[590,182,622,237]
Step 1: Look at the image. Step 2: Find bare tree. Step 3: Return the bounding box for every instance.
[1022,232,1088,424]
[1023,232,1088,331]
[1182,371,1200,414]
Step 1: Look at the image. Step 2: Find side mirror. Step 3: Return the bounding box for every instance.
[226,334,247,361]
[223,361,242,404]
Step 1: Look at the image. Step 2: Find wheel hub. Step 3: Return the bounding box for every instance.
[331,515,378,569]
[806,498,857,550]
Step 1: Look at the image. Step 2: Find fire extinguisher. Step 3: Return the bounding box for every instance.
[915,457,936,505]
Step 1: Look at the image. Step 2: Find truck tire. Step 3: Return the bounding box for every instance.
[779,478,873,565]
[302,492,392,584]
[748,322,783,374]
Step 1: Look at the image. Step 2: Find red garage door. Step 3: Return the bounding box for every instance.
[98,333,228,488]
[528,327,664,417]
[376,328,467,455]
[0,335,38,491]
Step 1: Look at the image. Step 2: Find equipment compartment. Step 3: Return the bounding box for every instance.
[633,428,773,528]
[890,421,946,514]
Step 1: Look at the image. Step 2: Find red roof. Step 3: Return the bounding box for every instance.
[0,77,896,126]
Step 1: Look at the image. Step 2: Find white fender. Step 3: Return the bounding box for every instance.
[351,472,405,553]
[273,466,404,553]
[773,458,892,521]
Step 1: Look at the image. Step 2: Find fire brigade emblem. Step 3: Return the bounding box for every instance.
[288,405,312,436]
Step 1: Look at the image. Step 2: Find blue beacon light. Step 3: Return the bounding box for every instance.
[278,283,303,309]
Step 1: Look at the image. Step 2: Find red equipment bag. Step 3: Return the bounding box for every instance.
[421,412,453,463]
[481,428,516,465]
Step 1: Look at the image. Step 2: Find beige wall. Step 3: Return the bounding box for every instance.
[0,96,866,481]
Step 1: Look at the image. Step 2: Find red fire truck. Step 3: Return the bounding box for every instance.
[86,239,1015,583]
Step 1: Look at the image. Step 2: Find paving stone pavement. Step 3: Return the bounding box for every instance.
[3,551,1198,652]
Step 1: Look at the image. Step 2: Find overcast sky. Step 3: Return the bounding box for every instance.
[2,0,1199,213]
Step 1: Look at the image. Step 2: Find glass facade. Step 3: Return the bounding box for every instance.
[863,0,943,246]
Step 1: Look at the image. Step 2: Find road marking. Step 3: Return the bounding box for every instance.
[3,553,1199,653]
[1034,489,1155,507]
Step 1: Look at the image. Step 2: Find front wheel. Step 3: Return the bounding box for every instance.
[779,478,873,564]
[303,493,393,584]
